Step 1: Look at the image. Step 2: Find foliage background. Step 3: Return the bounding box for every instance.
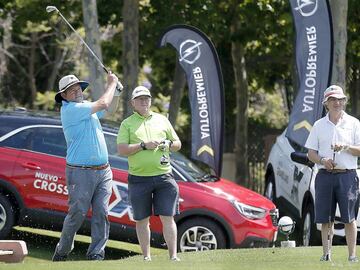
[0,0,359,188]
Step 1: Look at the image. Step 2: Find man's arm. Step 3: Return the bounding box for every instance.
[107,96,120,114]
[169,140,181,152]
[346,145,360,156]
[91,72,118,114]
[118,139,181,156]
[118,141,163,156]
[347,120,360,156]
[308,149,336,170]
[307,149,323,165]
[118,143,143,156]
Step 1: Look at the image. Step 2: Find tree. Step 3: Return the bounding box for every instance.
[219,0,293,186]
[138,0,293,186]
[0,0,84,108]
[0,12,13,105]
[122,0,139,118]
[329,0,348,88]
[82,0,105,99]
[168,60,186,125]
[231,18,250,186]
[347,0,360,117]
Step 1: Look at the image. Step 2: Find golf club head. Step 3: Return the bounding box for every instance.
[46,6,58,13]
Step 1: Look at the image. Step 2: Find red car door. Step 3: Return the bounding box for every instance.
[9,126,69,212]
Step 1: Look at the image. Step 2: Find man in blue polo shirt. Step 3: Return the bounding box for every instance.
[52,72,119,261]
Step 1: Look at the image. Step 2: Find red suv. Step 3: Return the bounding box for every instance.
[0,110,278,251]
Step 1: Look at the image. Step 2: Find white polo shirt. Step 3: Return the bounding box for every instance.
[305,111,360,169]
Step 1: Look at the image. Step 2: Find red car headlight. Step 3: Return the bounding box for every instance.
[232,200,266,220]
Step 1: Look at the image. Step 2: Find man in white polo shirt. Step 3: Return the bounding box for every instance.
[305,85,360,263]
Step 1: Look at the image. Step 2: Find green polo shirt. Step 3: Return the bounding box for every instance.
[117,111,180,176]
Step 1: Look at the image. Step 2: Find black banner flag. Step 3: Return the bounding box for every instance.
[159,25,224,176]
[286,0,333,146]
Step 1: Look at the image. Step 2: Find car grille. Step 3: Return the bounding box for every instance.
[269,208,279,226]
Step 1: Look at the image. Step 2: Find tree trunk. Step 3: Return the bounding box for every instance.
[47,42,68,92]
[122,0,139,118]
[231,22,249,187]
[82,0,105,100]
[329,0,348,88]
[29,32,37,109]
[349,67,360,117]
[168,59,186,125]
[277,80,289,117]
[0,13,12,104]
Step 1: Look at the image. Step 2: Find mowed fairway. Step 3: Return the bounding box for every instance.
[1,227,359,270]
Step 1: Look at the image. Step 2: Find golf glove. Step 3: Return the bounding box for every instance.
[114,81,123,96]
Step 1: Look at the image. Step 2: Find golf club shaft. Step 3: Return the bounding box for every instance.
[57,12,107,72]
[49,7,123,91]
[327,219,331,257]
[327,174,333,257]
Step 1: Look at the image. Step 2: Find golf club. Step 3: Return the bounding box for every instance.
[326,175,334,261]
[46,5,123,93]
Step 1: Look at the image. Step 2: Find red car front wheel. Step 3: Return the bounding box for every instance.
[178,217,226,252]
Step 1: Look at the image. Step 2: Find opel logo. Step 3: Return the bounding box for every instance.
[179,39,202,65]
[294,0,318,17]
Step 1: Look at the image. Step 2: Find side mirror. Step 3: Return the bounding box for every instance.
[290,152,314,168]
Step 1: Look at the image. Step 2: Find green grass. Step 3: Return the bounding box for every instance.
[1,227,359,270]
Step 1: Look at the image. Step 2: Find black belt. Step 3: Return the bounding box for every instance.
[319,168,356,174]
[66,163,109,170]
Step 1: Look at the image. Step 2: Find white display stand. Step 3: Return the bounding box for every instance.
[280,240,296,248]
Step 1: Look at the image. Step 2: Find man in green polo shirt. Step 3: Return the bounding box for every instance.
[117,86,182,262]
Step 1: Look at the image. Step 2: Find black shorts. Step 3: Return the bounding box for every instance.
[315,170,359,224]
[128,173,180,221]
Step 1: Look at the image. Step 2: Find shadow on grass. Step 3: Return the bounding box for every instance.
[7,229,139,261]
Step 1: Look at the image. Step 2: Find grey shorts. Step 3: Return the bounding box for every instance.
[315,170,359,224]
[128,173,180,221]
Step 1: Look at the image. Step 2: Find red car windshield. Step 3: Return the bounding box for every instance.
[170,152,219,183]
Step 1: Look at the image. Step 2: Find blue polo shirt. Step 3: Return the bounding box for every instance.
[61,101,108,166]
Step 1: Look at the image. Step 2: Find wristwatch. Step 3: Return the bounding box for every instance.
[140,141,147,150]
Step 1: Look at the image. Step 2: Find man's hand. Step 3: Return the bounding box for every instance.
[107,72,118,87]
[144,141,160,150]
[91,71,119,114]
[158,140,172,151]
[321,158,337,170]
[331,144,350,152]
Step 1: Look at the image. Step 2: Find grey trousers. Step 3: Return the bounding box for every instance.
[55,165,112,258]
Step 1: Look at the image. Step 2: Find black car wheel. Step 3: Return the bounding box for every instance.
[0,194,15,239]
[301,203,320,246]
[264,172,276,203]
[178,217,226,252]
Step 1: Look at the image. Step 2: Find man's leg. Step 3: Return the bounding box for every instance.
[128,175,153,260]
[136,217,151,258]
[315,172,335,261]
[321,222,333,259]
[345,221,357,258]
[160,215,177,259]
[54,168,93,258]
[336,171,359,261]
[86,168,112,259]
